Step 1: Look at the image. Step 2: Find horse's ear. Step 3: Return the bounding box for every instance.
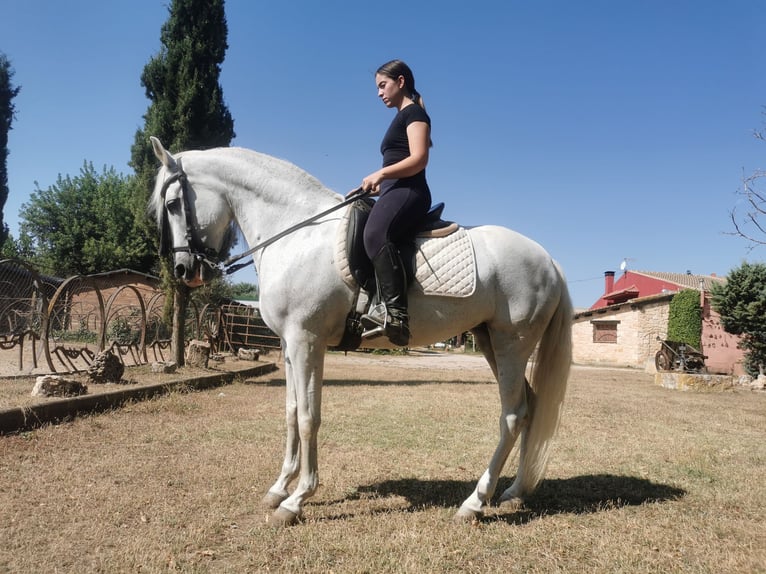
[150,136,178,171]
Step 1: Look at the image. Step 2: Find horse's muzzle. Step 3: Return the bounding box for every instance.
[175,263,202,288]
[175,256,219,288]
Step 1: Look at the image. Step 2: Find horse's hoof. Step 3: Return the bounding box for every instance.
[262,491,287,509]
[498,495,525,510]
[453,506,482,524]
[268,506,301,527]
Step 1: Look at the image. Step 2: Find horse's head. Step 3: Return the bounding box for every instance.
[149,137,235,287]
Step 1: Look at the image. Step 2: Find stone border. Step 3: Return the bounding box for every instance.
[655,372,739,392]
[0,362,277,434]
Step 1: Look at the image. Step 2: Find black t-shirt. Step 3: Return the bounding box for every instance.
[379,104,431,193]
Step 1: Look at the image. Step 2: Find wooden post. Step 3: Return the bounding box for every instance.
[172,282,189,366]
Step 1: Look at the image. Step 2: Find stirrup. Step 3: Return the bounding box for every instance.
[360,307,409,346]
[361,304,387,340]
[361,325,386,340]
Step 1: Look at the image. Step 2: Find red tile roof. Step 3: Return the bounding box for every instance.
[630,271,726,291]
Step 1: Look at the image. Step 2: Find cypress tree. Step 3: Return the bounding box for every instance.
[0,53,21,249]
[130,0,235,364]
[130,0,235,254]
[130,0,234,179]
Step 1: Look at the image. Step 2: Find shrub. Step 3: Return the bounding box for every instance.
[667,289,702,349]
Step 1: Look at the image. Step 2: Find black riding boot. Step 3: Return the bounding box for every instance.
[360,243,410,346]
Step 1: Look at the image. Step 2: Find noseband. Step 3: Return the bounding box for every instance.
[158,161,221,272]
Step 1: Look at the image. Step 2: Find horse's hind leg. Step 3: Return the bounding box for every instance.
[471,324,497,379]
[455,333,530,522]
[496,376,535,507]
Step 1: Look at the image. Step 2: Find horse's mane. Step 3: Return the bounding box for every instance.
[222,147,340,207]
[148,146,340,231]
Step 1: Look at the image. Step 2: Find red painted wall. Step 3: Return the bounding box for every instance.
[701,297,746,376]
[591,271,684,309]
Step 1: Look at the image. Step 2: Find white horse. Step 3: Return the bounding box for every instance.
[149,137,572,526]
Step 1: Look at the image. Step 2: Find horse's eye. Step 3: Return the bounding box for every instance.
[166,198,181,213]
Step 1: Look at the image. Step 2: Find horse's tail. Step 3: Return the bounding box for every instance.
[518,263,572,495]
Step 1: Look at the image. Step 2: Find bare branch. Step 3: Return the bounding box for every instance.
[730,134,766,246]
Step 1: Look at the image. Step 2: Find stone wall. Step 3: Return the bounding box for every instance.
[572,296,671,371]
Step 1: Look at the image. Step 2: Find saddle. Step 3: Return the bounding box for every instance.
[332,199,473,351]
[345,198,459,293]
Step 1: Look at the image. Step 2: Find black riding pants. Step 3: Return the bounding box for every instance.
[363,185,431,259]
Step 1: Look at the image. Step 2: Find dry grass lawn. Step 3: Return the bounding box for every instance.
[1,351,764,573]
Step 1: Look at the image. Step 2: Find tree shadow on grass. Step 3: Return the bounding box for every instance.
[349,474,686,525]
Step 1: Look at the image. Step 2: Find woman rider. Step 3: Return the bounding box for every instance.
[357,59,432,346]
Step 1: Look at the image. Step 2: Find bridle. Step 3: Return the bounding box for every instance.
[158,160,224,273]
[159,162,371,276]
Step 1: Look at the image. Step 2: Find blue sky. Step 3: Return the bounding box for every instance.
[1,0,764,308]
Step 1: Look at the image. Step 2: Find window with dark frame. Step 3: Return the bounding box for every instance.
[592,320,618,344]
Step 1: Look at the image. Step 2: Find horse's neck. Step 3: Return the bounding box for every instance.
[198,148,341,248]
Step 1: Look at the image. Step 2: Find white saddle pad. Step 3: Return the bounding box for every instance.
[334,205,477,298]
[412,228,476,297]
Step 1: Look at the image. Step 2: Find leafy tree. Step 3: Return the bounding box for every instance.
[229,282,259,300]
[0,231,34,260]
[0,235,16,258]
[129,0,235,364]
[711,262,766,376]
[1,52,21,249]
[18,163,147,276]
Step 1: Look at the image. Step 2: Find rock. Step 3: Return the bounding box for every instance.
[751,374,766,390]
[187,339,210,368]
[32,375,88,397]
[87,350,124,384]
[237,348,260,361]
[655,372,737,392]
[151,361,177,374]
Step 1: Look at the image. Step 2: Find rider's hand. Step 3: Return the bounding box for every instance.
[361,170,384,195]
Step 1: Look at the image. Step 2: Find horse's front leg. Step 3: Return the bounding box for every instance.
[268,337,325,527]
[263,341,300,510]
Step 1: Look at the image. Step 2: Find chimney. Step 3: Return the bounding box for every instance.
[604,271,615,294]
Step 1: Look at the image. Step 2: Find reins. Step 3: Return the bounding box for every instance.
[160,162,371,276]
[221,187,371,274]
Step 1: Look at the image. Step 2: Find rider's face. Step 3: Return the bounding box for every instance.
[375,73,406,109]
